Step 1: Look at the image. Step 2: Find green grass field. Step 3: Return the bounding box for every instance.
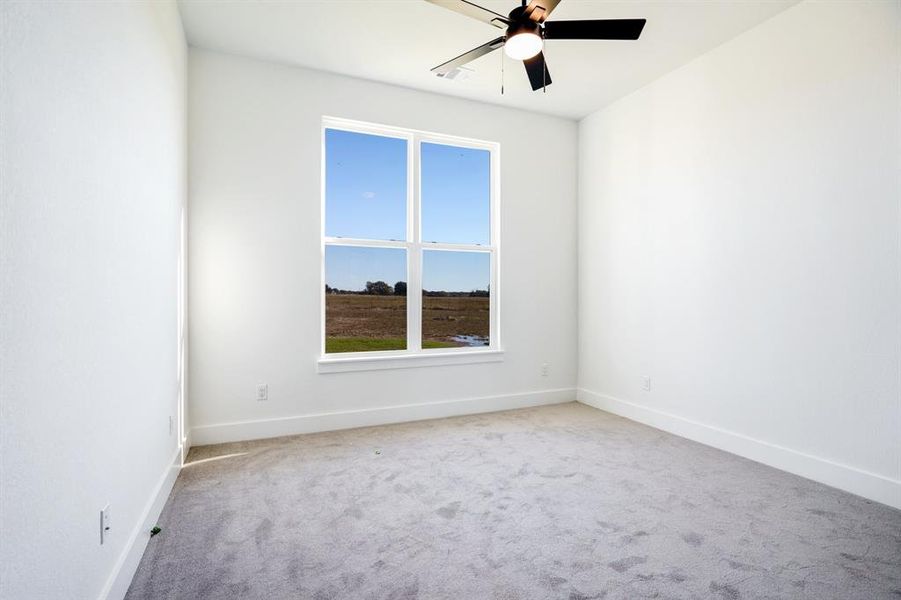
[325,337,456,353]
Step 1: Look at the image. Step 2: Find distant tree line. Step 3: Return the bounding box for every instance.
[325,281,406,296]
[423,289,489,298]
[326,281,488,297]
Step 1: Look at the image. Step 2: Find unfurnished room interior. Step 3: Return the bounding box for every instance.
[1,1,900,599]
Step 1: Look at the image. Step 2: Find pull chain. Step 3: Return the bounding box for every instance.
[542,30,547,93]
[500,48,505,95]
[543,57,546,93]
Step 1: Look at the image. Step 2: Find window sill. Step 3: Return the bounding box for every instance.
[317,349,504,374]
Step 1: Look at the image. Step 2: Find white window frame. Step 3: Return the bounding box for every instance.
[318,117,502,373]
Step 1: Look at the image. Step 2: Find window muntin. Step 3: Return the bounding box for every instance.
[322,118,499,358]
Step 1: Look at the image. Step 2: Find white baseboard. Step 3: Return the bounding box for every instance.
[191,388,577,446]
[577,388,901,510]
[98,446,182,600]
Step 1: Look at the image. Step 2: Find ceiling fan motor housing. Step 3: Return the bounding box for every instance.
[505,18,541,43]
[503,6,544,61]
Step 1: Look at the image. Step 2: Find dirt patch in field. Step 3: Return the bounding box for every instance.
[325,295,489,345]
[326,295,407,338]
[422,296,488,342]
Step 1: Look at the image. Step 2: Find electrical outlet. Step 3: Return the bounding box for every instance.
[642,376,651,392]
[256,384,268,401]
[100,504,111,544]
[541,363,549,377]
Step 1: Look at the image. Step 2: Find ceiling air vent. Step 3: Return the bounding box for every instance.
[436,66,474,81]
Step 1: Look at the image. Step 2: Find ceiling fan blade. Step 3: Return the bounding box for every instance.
[523,52,552,91]
[424,0,510,28]
[523,0,561,24]
[431,36,506,75]
[543,19,646,40]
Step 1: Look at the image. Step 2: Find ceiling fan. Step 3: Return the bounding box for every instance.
[427,0,646,91]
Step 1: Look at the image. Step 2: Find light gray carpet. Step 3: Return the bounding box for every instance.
[126,402,901,599]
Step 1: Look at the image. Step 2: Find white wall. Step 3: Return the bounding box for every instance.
[0,3,186,598]
[578,0,901,508]
[188,50,578,444]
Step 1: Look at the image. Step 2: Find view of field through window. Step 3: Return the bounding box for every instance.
[422,250,489,348]
[324,245,408,353]
[324,127,491,354]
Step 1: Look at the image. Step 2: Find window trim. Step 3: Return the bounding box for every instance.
[319,117,501,371]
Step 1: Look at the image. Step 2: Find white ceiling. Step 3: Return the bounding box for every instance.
[177,0,798,120]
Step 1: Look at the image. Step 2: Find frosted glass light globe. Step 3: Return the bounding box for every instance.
[504,32,542,60]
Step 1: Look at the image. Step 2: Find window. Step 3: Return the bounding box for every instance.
[321,118,500,370]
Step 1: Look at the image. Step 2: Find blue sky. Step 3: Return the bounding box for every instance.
[325,129,489,291]
[421,141,489,245]
[422,250,489,292]
[325,246,405,291]
[325,129,407,241]
[325,246,489,292]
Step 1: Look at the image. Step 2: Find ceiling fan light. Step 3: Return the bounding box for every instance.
[504,31,542,60]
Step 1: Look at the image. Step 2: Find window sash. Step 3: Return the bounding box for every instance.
[321,117,500,358]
